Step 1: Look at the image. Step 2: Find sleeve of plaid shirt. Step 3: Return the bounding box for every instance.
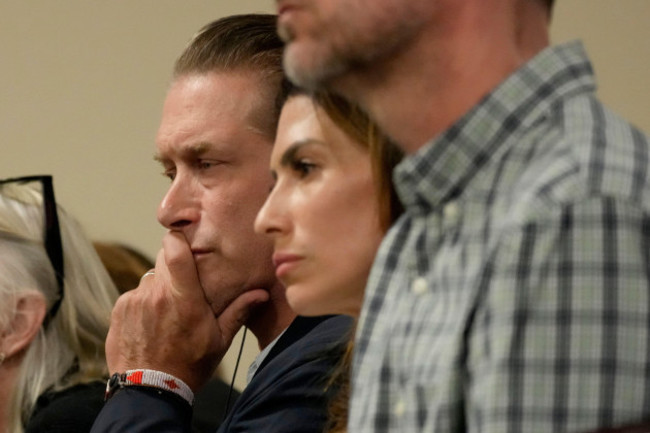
[469,195,650,432]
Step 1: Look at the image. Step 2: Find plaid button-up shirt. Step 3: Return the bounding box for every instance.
[349,41,650,433]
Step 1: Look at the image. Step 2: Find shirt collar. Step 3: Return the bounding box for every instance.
[246,328,287,385]
[394,40,596,212]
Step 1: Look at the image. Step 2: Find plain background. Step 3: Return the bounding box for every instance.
[1,1,649,391]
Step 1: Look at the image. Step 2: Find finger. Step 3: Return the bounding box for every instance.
[162,231,205,303]
[105,291,132,371]
[217,288,269,346]
[139,269,156,282]
[149,248,167,286]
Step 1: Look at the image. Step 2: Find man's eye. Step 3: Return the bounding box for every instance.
[197,160,216,170]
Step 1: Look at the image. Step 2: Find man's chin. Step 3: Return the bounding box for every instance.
[196,276,232,315]
[277,21,294,44]
[205,296,231,317]
[283,43,343,91]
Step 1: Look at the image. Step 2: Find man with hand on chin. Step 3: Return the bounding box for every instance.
[91,14,350,433]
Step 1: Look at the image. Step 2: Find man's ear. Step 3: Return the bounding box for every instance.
[0,291,47,359]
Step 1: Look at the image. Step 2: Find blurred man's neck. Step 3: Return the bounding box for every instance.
[333,0,551,154]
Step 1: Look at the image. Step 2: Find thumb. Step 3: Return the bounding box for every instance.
[217,289,269,346]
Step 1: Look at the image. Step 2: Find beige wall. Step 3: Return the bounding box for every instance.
[1,1,648,391]
[551,1,650,133]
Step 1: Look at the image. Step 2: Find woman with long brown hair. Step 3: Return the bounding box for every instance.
[255,88,403,431]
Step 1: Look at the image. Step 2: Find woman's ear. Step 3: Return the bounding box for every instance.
[0,291,47,359]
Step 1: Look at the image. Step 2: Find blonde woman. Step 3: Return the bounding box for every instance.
[0,176,118,433]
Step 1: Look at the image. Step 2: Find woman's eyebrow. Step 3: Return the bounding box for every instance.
[279,139,325,168]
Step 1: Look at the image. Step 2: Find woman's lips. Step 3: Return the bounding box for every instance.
[272,252,303,279]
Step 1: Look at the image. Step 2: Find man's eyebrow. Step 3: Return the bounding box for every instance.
[279,139,325,168]
[153,142,211,164]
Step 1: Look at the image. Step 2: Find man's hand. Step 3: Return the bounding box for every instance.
[105,231,269,391]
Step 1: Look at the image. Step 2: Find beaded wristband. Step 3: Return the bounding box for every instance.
[105,369,194,405]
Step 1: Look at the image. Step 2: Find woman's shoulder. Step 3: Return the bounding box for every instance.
[25,381,106,433]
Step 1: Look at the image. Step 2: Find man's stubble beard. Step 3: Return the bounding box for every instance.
[280,14,423,93]
[279,23,349,92]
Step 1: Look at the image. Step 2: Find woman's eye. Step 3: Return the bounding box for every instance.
[162,169,176,182]
[292,159,316,177]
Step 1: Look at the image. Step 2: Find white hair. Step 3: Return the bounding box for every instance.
[0,183,118,433]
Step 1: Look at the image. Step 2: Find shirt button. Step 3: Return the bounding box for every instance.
[394,398,405,417]
[412,277,427,294]
[443,202,459,221]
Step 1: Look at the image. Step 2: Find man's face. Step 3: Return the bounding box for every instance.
[155,72,277,315]
[277,0,432,90]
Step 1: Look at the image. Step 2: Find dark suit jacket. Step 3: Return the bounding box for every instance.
[192,377,240,433]
[90,315,352,433]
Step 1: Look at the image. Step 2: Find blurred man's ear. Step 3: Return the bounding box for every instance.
[0,291,47,360]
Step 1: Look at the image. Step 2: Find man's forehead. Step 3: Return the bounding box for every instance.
[162,72,277,137]
[153,122,274,166]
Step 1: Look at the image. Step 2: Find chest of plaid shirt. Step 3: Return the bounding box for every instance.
[349,41,650,433]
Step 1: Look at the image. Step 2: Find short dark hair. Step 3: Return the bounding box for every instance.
[174,14,282,77]
[173,14,292,135]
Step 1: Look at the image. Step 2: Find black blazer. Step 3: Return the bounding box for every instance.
[192,376,240,433]
[90,315,353,433]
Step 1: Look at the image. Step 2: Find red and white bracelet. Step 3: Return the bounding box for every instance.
[105,369,194,405]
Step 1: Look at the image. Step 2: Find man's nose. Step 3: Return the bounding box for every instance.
[157,176,200,229]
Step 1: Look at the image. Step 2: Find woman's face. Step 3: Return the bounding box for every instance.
[255,95,384,317]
